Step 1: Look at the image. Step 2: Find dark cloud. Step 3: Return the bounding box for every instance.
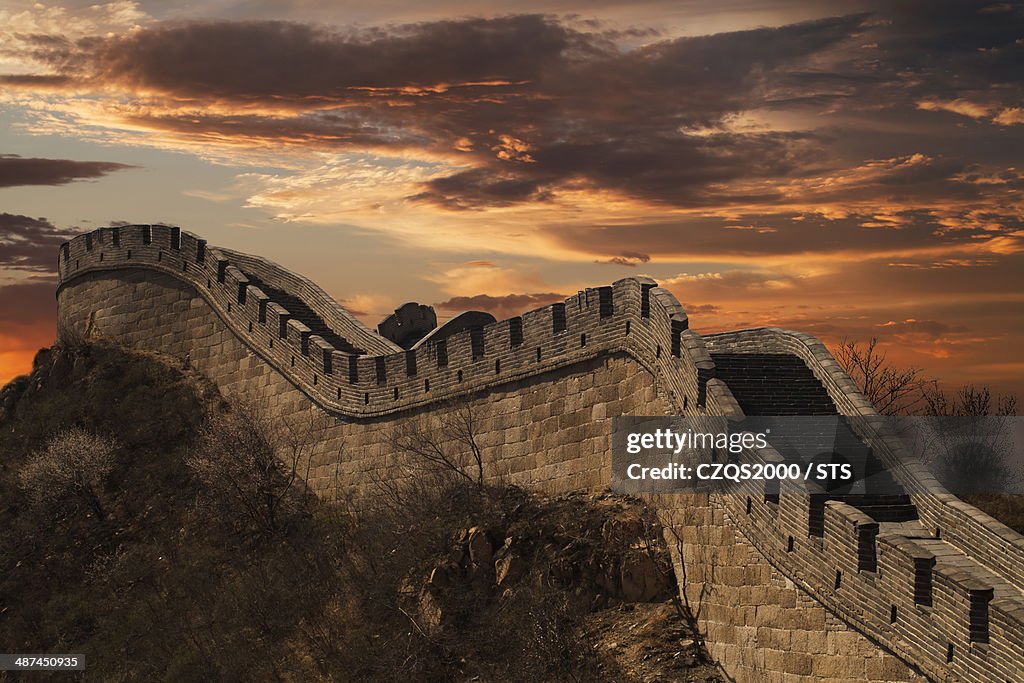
[0,154,133,188]
[0,214,77,274]
[544,209,1024,260]
[761,1,1024,123]
[403,15,869,208]
[0,74,73,86]
[870,0,1024,87]
[4,6,1022,213]
[409,169,553,210]
[435,292,566,319]
[411,131,823,209]
[83,16,576,99]
[6,14,871,208]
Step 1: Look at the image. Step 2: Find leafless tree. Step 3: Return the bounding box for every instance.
[186,399,320,533]
[19,427,117,520]
[834,337,928,415]
[923,383,1017,417]
[658,502,715,663]
[388,403,487,488]
[833,339,1023,495]
[915,383,1021,494]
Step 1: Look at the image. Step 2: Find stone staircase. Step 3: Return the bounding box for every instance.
[711,353,918,523]
[711,353,838,415]
[241,271,365,355]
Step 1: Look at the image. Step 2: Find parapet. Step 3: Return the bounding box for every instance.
[55,225,710,421]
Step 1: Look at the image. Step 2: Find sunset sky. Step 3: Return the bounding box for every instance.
[1,0,1022,396]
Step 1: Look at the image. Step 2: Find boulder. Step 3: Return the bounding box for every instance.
[467,527,493,566]
[495,552,526,587]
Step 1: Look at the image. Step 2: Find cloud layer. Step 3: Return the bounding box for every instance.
[434,292,567,320]
[0,154,133,187]
[1,2,1022,396]
[7,5,1018,267]
[0,213,76,275]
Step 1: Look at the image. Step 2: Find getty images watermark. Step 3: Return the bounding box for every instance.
[611,415,1024,496]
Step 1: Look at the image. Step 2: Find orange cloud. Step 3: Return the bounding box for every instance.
[917,98,992,119]
[993,108,1024,126]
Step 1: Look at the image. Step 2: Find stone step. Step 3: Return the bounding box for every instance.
[242,271,365,354]
[712,352,919,523]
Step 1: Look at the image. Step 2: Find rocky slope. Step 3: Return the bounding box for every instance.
[0,342,722,681]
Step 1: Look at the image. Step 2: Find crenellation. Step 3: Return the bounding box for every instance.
[267,302,290,339]
[285,319,312,355]
[707,328,1024,595]
[310,336,334,375]
[246,286,270,323]
[178,230,198,259]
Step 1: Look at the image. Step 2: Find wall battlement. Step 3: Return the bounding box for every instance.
[57,225,1024,682]
[58,225,712,419]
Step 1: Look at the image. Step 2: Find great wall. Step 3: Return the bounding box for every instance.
[55,224,1024,682]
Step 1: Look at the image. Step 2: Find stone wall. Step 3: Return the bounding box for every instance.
[656,493,918,681]
[56,225,1024,681]
[57,269,654,496]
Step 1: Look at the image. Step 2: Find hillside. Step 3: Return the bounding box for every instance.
[0,341,721,682]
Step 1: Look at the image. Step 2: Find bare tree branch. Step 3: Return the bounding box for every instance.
[834,337,928,415]
[388,403,488,488]
[923,383,1018,417]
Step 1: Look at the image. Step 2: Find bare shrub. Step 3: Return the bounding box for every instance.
[186,399,319,533]
[388,402,488,488]
[923,383,1017,417]
[336,478,616,681]
[18,427,117,520]
[55,311,89,351]
[834,337,927,415]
